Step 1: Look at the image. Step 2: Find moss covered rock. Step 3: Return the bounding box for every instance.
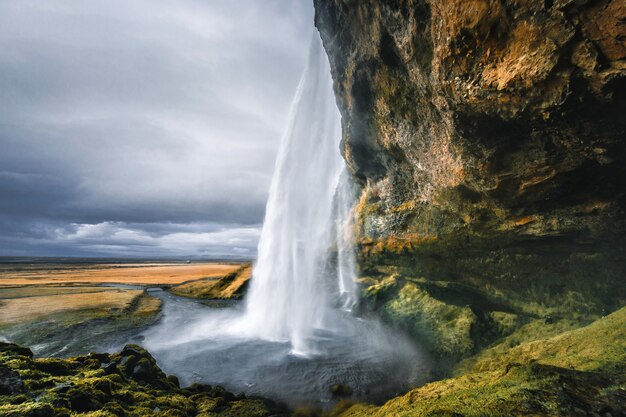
[0,342,287,417]
[322,307,626,417]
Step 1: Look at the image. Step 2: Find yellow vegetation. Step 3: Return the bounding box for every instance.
[0,290,143,325]
[328,307,626,417]
[361,234,437,257]
[0,286,120,299]
[170,264,252,300]
[0,262,242,286]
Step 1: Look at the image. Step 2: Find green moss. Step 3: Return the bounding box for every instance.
[219,399,281,417]
[357,230,626,371]
[101,402,126,416]
[362,275,398,304]
[0,402,55,417]
[382,282,476,360]
[66,383,107,411]
[79,411,118,417]
[153,393,195,414]
[325,307,626,417]
[454,316,591,375]
[195,396,222,415]
[33,358,76,375]
[0,394,28,405]
[462,307,626,375]
[488,311,524,336]
[359,234,625,320]
[0,342,287,417]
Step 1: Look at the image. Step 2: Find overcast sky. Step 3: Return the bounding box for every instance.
[0,0,315,259]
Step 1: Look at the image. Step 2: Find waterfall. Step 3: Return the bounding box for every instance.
[335,169,357,311]
[134,32,427,405]
[241,32,356,355]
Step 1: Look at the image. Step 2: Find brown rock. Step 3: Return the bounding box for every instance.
[315,0,626,358]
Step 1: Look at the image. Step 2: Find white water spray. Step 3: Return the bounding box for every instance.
[131,32,427,407]
[241,33,356,355]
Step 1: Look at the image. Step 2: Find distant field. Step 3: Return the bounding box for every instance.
[0,262,243,286]
[0,289,143,325]
[0,261,246,354]
[170,264,252,300]
[0,286,120,299]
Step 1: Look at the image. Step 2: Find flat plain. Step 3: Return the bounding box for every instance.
[0,261,247,355]
[0,262,242,286]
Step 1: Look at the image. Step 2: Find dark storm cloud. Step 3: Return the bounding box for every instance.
[0,0,314,257]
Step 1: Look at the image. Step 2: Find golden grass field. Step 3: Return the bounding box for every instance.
[0,289,143,325]
[0,285,121,299]
[170,264,252,299]
[0,262,245,332]
[0,262,242,286]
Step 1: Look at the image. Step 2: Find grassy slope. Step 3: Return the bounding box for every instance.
[169,264,252,300]
[327,307,626,417]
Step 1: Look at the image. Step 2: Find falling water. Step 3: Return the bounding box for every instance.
[114,32,429,408]
[241,33,356,355]
[335,169,358,311]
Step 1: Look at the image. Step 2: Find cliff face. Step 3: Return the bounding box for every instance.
[315,0,626,362]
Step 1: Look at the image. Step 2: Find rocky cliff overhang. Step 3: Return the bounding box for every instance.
[314,0,626,362]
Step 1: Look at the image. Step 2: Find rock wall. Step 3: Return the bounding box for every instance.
[315,0,626,362]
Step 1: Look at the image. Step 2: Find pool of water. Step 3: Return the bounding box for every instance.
[114,289,431,408]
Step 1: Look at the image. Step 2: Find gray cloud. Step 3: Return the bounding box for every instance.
[0,0,314,258]
[0,220,260,259]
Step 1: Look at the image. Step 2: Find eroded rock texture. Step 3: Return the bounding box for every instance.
[315,0,626,361]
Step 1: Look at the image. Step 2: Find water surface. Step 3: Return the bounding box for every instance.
[117,289,430,408]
